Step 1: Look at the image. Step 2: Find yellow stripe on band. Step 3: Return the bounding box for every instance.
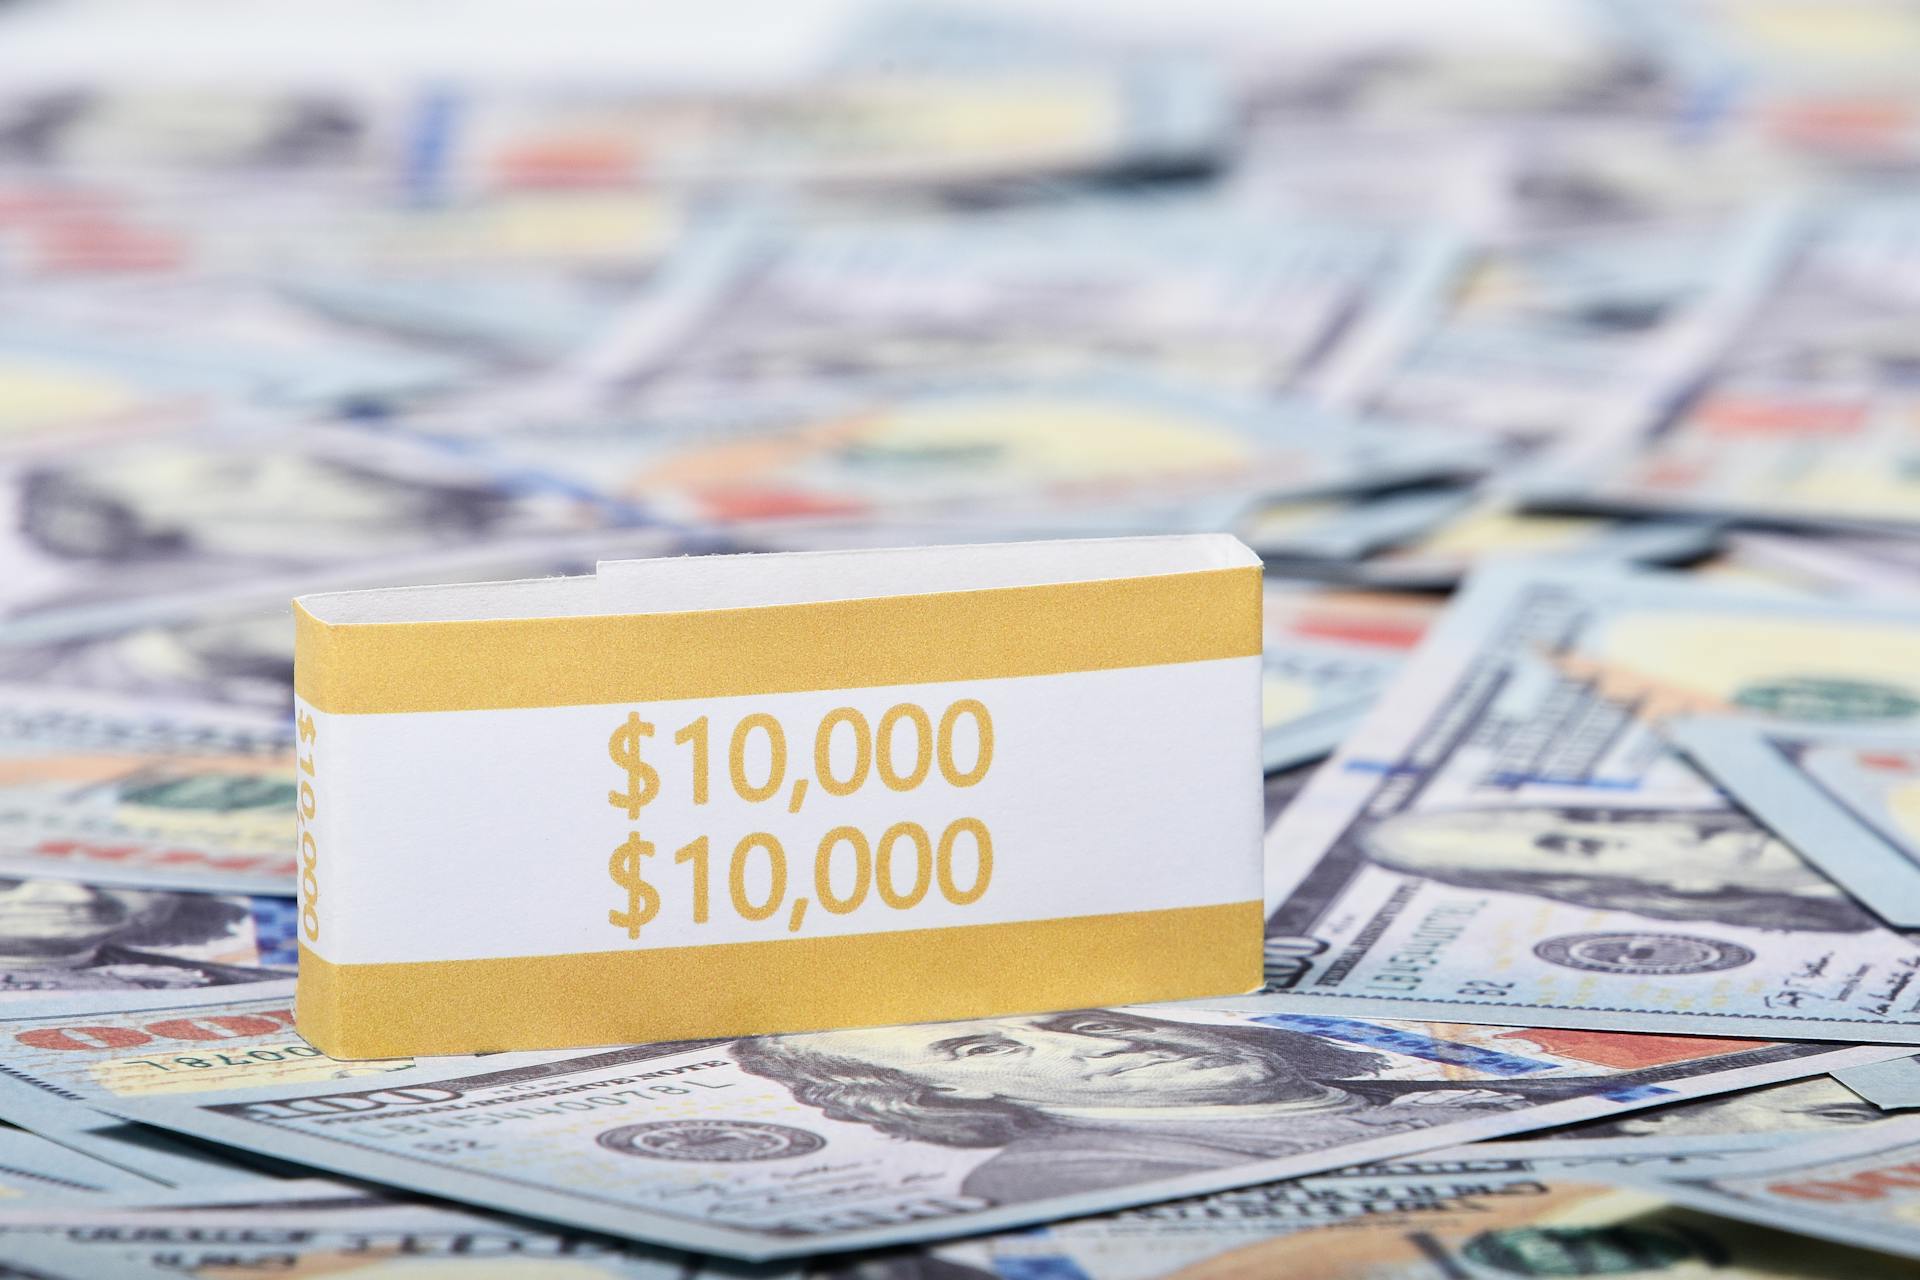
[295,567,1260,715]
[295,901,1263,1059]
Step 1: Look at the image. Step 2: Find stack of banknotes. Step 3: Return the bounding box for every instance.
[14,0,1920,1274]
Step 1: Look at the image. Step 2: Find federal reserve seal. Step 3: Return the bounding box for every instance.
[596,1120,826,1162]
[1533,932,1755,975]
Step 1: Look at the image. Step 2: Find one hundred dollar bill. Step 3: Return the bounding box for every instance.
[0,980,402,1184]
[0,1179,780,1280]
[0,874,290,1002]
[1239,487,1471,563]
[0,1127,158,1200]
[1246,563,1920,1042]
[0,690,300,885]
[1260,641,1401,773]
[0,423,608,641]
[0,529,687,711]
[0,685,292,758]
[833,1138,1914,1280]
[1358,216,1777,451]
[549,205,1463,414]
[1538,1071,1900,1143]
[1526,200,1920,533]
[1620,1115,1920,1263]
[1302,499,1724,591]
[1720,531,1920,600]
[98,1004,1896,1259]
[1255,578,1414,774]
[1832,1056,1920,1110]
[478,373,1495,532]
[0,749,297,896]
[0,1236,177,1280]
[0,278,470,433]
[1672,717,1920,927]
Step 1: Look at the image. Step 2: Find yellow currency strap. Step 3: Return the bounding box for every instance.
[295,566,1263,715]
[297,902,1262,1058]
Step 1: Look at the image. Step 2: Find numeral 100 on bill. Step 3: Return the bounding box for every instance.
[610,818,992,937]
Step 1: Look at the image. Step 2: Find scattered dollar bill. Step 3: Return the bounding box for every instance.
[834,1139,1916,1279]
[1238,486,1471,563]
[1540,1072,1901,1142]
[1262,495,1722,590]
[1257,582,1440,655]
[1529,200,1920,532]
[1620,1114,1920,1264]
[0,685,290,758]
[551,206,1462,413]
[0,613,300,716]
[0,1179,781,1279]
[1634,0,1920,166]
[1672,717,1920,927]
[1260,642,1401,773]
[0,687,296,897]
[0,53,1231,195]
[0,749,296,896]
[1263,764,1325,831]
[1257,580,1428,770]
[1832,1056,1920,1111]
[1359,216,1780,451]
[0,1234,176,1280]
[0,875,289,1001]
[476,375,1493,530]
[0,980,398,1183]
[1721,531,1920,600]
[0,424,606,636]
[99,1004,1894,1259]
[1248,563,1920,1042]
[0,529,686,708]
[0,277,473,422]
[438,70,1230,195]
[0,1126,158,1200]
[1405,1134,1812,1175]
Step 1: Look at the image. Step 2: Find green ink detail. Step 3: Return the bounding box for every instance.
[1733,677,1920,722]
[1460,1226,1702,1275]
[121,774,296,812]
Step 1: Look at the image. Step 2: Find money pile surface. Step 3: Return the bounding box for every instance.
[11,0,1920,1273]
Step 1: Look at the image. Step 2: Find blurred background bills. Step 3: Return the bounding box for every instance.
[12,0,1920,1272]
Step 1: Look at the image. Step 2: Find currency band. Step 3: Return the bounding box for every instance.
[296,901,1262,1058]
[295,565,1261,716]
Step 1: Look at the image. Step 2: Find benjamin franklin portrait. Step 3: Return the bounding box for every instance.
[1357,805,1875,932]
[0,877,277,993]
[1559,1075,1885,1140]
[20,448,513,564]
[734,1009,1636,1204]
